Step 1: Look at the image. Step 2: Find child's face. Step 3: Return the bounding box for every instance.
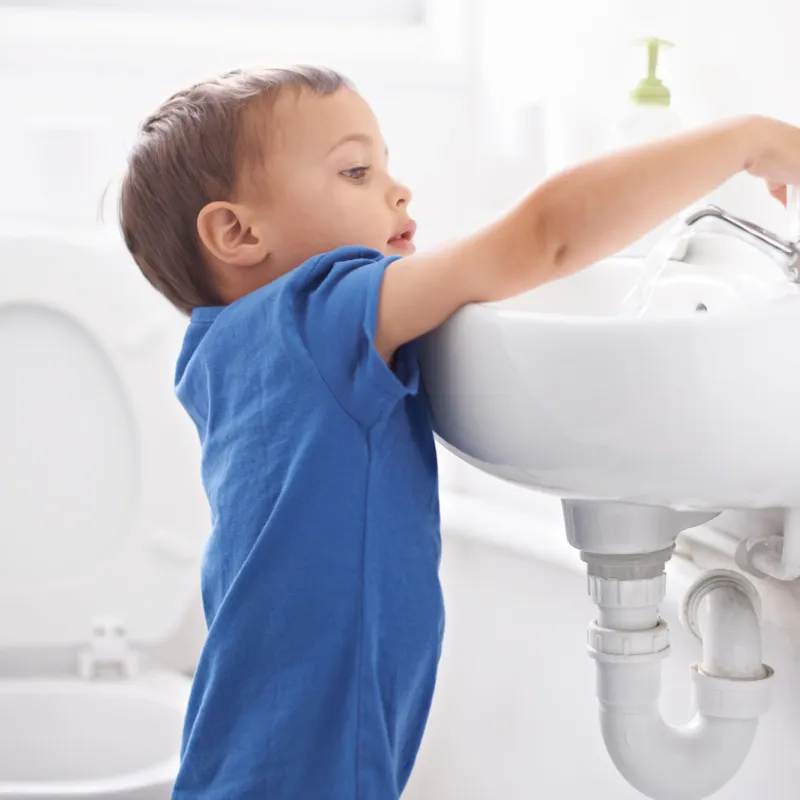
[249,87,415,272]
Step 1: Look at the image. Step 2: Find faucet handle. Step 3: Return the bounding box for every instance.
[683,205,800,282]
[685,205,791,249]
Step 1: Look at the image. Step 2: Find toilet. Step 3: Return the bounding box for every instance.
[0,228,208,799]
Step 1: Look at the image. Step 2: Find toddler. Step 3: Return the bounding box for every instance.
[119,65,800,799]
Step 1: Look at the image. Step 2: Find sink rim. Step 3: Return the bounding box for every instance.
[468,258,800,328]
[421,254,800,509]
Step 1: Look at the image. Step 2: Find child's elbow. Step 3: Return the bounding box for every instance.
[484,192,568,299]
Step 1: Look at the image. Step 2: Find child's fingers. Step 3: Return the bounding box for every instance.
[768,181,787,206]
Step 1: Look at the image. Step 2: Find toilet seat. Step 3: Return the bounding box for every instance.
[0,229,206,797]
[0,230,207,653]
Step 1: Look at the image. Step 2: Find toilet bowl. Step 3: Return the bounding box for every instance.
[0,673,188,799]
[0,230,208,799]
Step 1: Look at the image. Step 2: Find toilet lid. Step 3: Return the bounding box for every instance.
[0,231,208,649]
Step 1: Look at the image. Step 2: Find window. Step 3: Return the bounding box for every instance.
[0,0,466,84]
[0,0,426,25]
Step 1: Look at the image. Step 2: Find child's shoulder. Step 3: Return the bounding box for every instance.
[187,245,389,356]
[216,245,386,322]
[177,244,413,430]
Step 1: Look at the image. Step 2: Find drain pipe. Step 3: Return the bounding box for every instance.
[564,501,774,800]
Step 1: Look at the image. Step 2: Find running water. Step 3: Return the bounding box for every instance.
[788,185,800,243]
[617,221,693,317]
[619,189,800,318]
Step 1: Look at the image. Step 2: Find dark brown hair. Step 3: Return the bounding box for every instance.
[119,65,351,315]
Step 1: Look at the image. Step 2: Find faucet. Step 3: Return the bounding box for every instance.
[684,205,800,282]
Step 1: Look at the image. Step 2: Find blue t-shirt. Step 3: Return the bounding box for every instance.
[171,246,444,799]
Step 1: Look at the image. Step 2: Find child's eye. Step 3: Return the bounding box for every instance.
[341,166,370,183]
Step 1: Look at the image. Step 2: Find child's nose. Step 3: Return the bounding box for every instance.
[388,180,412,208]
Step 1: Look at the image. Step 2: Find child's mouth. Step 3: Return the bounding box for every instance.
[388,220,417,253]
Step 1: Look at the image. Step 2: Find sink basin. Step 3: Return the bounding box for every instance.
[420,256,800,510]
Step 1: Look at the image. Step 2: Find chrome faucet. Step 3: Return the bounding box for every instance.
[684,206,800,282]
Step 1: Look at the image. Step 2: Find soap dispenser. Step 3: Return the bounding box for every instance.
[614,37,689,260]
[613,37,684,149]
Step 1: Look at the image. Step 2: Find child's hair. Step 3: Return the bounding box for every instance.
[119,65,351,315]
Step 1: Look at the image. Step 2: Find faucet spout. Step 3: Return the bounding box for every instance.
[684,205,800,282]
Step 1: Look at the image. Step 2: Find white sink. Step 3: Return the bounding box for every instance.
[420,255,800,510]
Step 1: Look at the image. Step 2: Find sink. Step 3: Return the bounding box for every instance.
[420,249,794,800]
[420,255,800,510]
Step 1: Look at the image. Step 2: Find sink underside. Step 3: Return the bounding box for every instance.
[420,256,800,510]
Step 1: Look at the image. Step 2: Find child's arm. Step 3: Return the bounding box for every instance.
[375,115,800,362]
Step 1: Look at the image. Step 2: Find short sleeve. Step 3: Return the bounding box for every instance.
[295,246,420,429]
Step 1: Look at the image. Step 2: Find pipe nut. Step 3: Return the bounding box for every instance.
[587,574,667,608]
[587,619,670,664]
[691,663,774,720]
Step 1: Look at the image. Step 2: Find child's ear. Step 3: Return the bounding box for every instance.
[196,201,270,266]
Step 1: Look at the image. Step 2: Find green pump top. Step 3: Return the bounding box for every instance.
[630,37,673,107]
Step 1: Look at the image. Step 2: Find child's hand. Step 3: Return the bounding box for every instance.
[743,116,800,207]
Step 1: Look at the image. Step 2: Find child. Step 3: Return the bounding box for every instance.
[119,65,800,799]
